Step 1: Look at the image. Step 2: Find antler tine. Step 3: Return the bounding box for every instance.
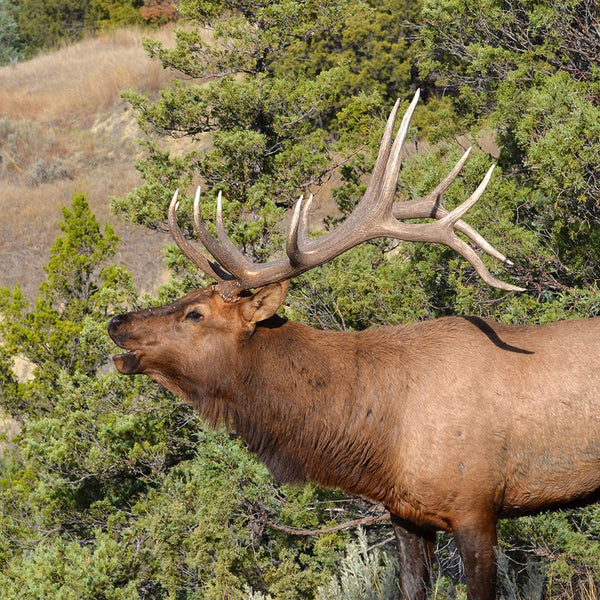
[286,194,314,268]
[433,165,517,268]
[444,231,523,291]
[299,194,313,246]
[420,146,474,208]
[286,195,304,267]
[360,98,403,203]
[435,176,523,290]
[213,190,254,271]
[383,165,525,291]
[376,88,421,209]
[191,187,250,280]
[443,164,496,224]
[396,198,512,265]
[354,91,421,215]
[286,93,423,266]
[168,190,230,282]
[439,165,524,278]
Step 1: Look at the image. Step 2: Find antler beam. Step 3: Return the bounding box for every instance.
[169,90,524,299]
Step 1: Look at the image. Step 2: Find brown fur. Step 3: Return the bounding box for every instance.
[109,283,600,600]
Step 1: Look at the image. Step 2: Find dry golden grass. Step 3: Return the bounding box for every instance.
[0,26,175,125]
[0,165,169,299]
[0,26,181,299]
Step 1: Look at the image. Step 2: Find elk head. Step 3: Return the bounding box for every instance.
[109,283,288,394]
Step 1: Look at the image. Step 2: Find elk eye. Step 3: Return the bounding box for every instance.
[185,308,204,322]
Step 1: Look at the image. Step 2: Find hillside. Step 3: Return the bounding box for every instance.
[0,27,184,300]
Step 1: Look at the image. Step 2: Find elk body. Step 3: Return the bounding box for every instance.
[108,92,600,600]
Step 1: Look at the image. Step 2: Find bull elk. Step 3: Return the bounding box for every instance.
[108,91,600,600]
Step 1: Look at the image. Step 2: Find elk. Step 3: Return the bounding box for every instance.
[108,91,600,600]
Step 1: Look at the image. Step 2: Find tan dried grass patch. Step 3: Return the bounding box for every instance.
[0,163,170,300]
[0,26,175,126]
[0,26,180,299]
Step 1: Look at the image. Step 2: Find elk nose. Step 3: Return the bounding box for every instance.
[108,314,127,337]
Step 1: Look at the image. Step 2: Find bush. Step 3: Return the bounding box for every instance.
[316,529,398,600]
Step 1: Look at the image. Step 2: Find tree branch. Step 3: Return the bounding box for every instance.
[262,513,390,536]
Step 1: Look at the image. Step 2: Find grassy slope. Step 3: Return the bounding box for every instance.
[0,27,181,299]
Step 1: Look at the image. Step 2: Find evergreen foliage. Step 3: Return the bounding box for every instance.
[114,0,396,256]
[0,0,21,64]
[8,0,152,59]
[421,0,600,298]
[88,0,145,31]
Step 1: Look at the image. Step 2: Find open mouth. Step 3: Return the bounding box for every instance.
[112,349,143,375]
[108,315,144,375]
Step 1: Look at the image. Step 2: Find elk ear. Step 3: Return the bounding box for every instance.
[241,281,289,324]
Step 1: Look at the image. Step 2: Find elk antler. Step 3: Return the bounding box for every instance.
[169,90,524,299]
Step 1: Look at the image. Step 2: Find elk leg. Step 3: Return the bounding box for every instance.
[452,518,498,600]
[390,513,436,600]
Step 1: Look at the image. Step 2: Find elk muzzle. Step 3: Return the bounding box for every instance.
[108,313,143,375]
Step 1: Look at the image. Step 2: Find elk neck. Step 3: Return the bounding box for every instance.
[188,316,404,496]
